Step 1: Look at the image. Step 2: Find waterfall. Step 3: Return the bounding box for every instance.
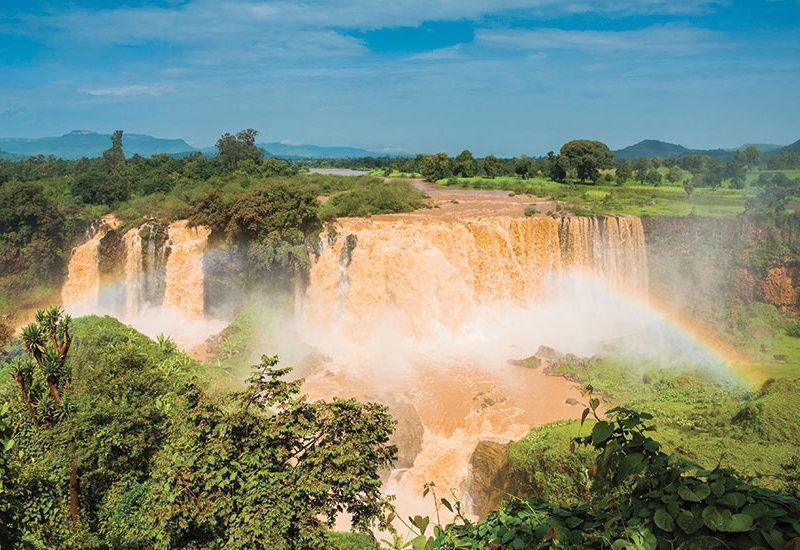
[163,220,211,319]
[124,227,144,315]
[62,217,219,347]
[300,214,650,522]
[61,215,121,312]
[304,215,648,338]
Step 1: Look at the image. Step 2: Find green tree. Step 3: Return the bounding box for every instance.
[726,159,747,189]
[559,140,614,183]
[138,355,397,548]
[419,152,452,182]
[666,165,683,184]
[684,177,696,197]
[481,155,502,178]
[633,157,651,184]
[738,145,763,170]
[513,155,534,179]
[216,129,264,171]
[644,168,663,186]
[453,150,477,177]
[615,160,632,184]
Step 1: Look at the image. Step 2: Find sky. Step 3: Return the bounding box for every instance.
[1,0,799,156]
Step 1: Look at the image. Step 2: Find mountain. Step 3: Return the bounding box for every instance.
[614,139,796,161]
[780,139,800,153]
[0,150,27,160]
[613,140,691,161]
[0,130,197,159]
[258,142,392,159]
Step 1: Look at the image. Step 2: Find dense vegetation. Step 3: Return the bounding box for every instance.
[0,310,396,548]
[2,130,799,548]
[0,130,428,316]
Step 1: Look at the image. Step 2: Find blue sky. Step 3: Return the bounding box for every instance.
[1,0,799,155]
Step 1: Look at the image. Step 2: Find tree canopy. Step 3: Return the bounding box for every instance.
[559,140,614,183]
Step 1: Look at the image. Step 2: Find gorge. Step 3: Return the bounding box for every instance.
[59,209,718,518]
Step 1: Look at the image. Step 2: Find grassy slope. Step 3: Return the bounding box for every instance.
[509,313,800,506]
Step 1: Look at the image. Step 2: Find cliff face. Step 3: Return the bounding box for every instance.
[642,216,800,315]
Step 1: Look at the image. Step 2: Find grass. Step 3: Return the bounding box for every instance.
[442,176,751,217]
[508,356,799,504]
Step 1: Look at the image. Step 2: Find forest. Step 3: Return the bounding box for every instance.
[1,131,800,548]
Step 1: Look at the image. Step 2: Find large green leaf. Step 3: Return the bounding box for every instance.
[591,421,614,445]
[676,510,703,535]
[722,513,753,533]
[702,505,732,531]
[653,509,675,532]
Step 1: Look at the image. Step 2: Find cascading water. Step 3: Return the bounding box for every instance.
[62,215,121,312]
[62,218,224,347]
[123,227,144,315]
[299,214,653,522]
[163,220,211,320]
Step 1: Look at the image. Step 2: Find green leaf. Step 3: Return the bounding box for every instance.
[565,516,583,528]
[702,505,731,532]
[716,492,746,509]
[723,513,753,533]
[676,510,703,535]
[410,535,428,550]
[760,528,784,550]
[678,483,710,502]
[581,407,591,426]
[616,452,645,482]
[710,480,725,497]
[440,498,453,513]
[591,421,614,445]
[653,509,675,532]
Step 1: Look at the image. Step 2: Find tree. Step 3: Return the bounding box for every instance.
[216,129,264,171]
[453,150,477,178]
[513,156,534,179]
[666,165,683,184]
[71,131,132,205]
[683,177,696,197]
[644,168,662,186]
[419,152,452,182]
[702,159,725,189]
[559,140,614,183]
[615,160,632,184]
[633,157,650,184]
[740,145,763,170]
[748,173,800,215]
[140,355,397,548]
[726,159,747,189]
[481,155,502,178]
[0,181,66,277]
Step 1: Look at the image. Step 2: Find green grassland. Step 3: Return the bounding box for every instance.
[443,176,752,217]
[509,365,799,504]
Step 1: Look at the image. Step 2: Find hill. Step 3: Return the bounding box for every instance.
[0,150,26,160]
[0,130,197,159]
[613,139,690,161]
[258,142,391,159]
[781,139,800,153]
[614,139,795,161]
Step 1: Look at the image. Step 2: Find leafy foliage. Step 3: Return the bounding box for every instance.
[399,396,800,549]
[0,314,398,548]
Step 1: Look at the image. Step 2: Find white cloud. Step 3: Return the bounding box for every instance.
[476,25,728,55]
[406,45,463,61]
[81,84,174,97]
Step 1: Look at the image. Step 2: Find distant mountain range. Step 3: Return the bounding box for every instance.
[0,130,395,160]
[613,139,796,161]
[257,142,390,159]
[1,131,797,161]
[0,130,195,160]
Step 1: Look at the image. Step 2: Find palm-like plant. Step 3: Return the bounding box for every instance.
[18,307,72,421]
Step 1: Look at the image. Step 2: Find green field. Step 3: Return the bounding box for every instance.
[442,176,753,217]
